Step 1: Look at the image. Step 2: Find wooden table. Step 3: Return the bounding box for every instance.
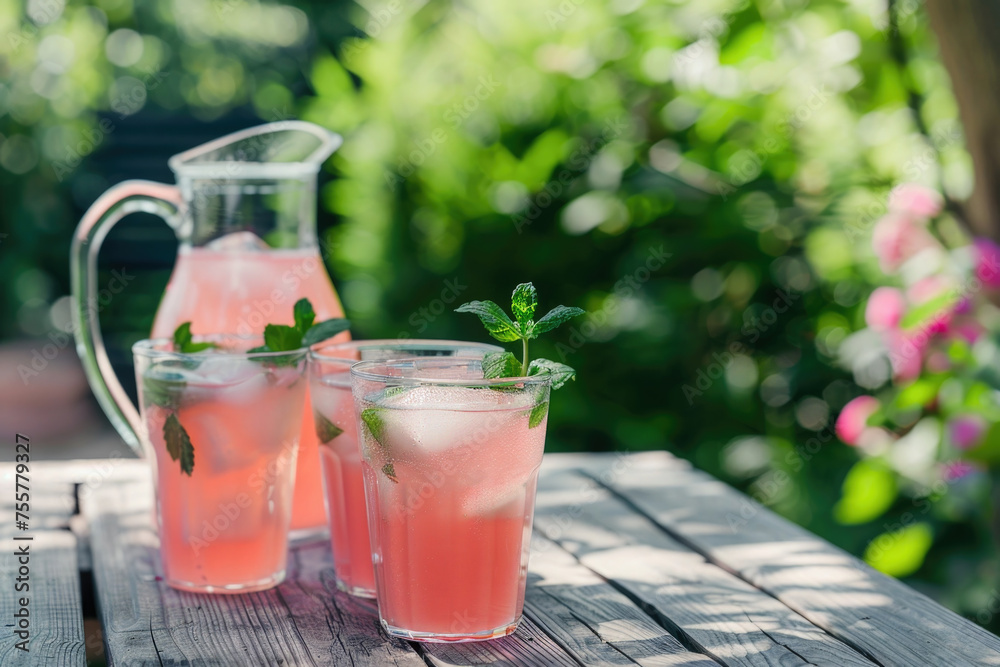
[3,451,1000,666]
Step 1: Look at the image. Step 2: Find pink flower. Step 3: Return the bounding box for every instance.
[885,329,925,381]
[889,184,943,219]
[947,415,986,450]
[865,287,905,332]
[974,238,1000,288]
[943,460,979,482]
[872,213,941,274]
[836,396,880,446]
[952,322,983,343]
[926,351,950,373]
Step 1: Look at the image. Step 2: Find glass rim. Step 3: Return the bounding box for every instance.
[132,334,308,362]
[308,339,502,365]
[350,357,552,388]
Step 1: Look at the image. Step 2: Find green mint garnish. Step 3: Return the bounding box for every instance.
[294,298,316,332]
[527,358,576,390]
[314,411,344,444]
[142,371,186,410]
[249,298,351,364]
[456,282,583,386]
[164,413,195,476]
[361,407,387,447]
[173,322,217,353]
[361,407,397,482]
[382,462,399,483]
[483,350,523,378]
[528,401,549,428]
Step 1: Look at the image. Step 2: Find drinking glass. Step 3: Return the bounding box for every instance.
[133,335,308,593]
[308,340,500,598]
[351,357,552,641]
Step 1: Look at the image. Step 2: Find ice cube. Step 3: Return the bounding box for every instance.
[204,230,271,251]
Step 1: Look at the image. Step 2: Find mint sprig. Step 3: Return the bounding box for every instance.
[314,411,344,444]
[149,299,351,476]
[456,282,584,427]
[249,298,351,362]
[164,413,195,476]
[173,322,217,353]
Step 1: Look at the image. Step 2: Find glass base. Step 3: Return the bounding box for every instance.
[165,570,286,594]
[289,525,330,545]
[382,617,520,643]
[335,578,376,599]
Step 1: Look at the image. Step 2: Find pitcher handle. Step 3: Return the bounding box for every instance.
[71,180,182,456]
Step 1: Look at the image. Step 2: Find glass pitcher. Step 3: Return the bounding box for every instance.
[71,120,347,539]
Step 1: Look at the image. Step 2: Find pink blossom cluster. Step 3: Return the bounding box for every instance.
[835,184,998,480]
[866,185,992,382]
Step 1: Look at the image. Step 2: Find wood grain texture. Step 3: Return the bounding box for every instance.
[83,469,594,666]
[534,468,877,667]
[526,535,719,667]
[589,451,1000,667]
[82,476,424,666]
[0,531,86,666]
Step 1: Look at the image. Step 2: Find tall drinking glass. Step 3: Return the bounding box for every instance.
[308,340,500,598]
[351,357,552,641]
[134,335,308,593]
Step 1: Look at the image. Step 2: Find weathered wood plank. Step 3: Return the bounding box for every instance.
[0,531,86,666]
[589,451,1000,667]
[82,476,424,666]
[79,461,614,667]
[526,535,719,666]
[534,468,877,667]
[418,614,580,667]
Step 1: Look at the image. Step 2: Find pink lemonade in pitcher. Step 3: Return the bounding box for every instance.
[151,241,347,535]
[71,122,349,542]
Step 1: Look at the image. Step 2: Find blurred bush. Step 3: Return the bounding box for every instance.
[1,0,995,630]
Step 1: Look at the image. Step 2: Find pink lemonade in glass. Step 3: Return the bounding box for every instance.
[150,241,347,536]
[135,337,308,593]
[351,358,551,641]
[308,341,500,598]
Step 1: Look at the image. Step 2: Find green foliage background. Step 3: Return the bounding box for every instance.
[1,0,994,630]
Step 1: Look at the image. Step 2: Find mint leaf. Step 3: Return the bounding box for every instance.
[314,411,344,444]
[142,371,186,410]
[172,322,216,353]
[361,407,387,448]
[483,351,522,379]
[301,318,351,347]
[264,324,303,352]
[531,305,585,337]
[455,300,521,342]
[528,358,576,390]
[164,413,195,476]
[293,298,316,334]
[528,401,549,428]
[382,462,399,483]
[511,283,538,334]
